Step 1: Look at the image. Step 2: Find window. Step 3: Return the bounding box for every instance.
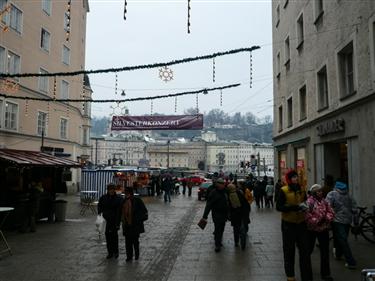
[83,127,89,145]
[299,85,307,120]
[62,45,70,65]
[276,5,280,27]
[0,0,8,25]
[38,68,49,93]
[42,0,51,15]
[314,0,324,24]
[284,36,290,66]
[7,51,20,80]
[287,97,293,127]
[83,100,91,117]
[278,105,283,131]
[317,65,329,110]
[9,4,22,33]
[0,46,5,73]
[276,52,281,77]
[297,13,304,49]
[41,28,50,51]
[60,80,69,99]
[338,41,355,98]
[60,118,68,139]
[37,111,47,136]
[4,101,18,130]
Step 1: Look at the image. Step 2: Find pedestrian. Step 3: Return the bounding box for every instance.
[276,169,312,281]
[187,180,193,197]
[265,178,274,208]
[200,178,229,252]
[274,179,283,203]
[162,175,173,202]
[121,187,148,262]
[155,175,161,196]
[98,183,123,259]
[305,184,335,281]
[253,180,263,208]
[326,180,357,269]
[181,178,187,195]
[227,183,250,249]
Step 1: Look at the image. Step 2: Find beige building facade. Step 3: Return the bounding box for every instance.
[272,0,375,206]
[0,0,91,185]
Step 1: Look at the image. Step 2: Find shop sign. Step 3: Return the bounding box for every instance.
[317,119,345,136]
[296,159,304,168]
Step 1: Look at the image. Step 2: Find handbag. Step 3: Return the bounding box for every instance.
[95,214,106,235]
[197,218,207,230]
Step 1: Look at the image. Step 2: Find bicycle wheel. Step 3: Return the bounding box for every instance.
[360,215,375,243]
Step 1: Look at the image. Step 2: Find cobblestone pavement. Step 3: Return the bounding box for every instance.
[0,190,374,281]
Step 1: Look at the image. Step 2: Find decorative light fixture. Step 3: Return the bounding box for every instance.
[203,89,208,95]
[121,89,126,96]
[66,0,71,42]
[159,66,173,82]
[187,0,191,34]
[0,79,19,94]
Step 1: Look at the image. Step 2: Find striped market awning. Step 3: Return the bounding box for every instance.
[0,149,81,167]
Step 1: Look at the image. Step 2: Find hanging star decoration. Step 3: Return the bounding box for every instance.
[110,102,124,116]
[159,66,174,82]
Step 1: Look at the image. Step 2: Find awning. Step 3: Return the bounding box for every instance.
[0,149,81,167]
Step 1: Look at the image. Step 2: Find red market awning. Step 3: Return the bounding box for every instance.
[0,149,81,167]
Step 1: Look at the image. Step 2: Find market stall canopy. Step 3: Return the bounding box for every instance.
[0,149,81,167]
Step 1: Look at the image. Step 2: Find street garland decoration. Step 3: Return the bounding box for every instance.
[0,83,240,103]
[0,47,260,79]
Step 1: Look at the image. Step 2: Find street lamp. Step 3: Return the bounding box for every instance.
[167,140,170,169]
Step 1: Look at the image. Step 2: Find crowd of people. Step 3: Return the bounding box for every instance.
[98,170,358,281]
[199,171,357,281]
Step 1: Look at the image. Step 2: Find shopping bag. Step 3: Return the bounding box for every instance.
[95,214,106,235]
[197,218,207,230]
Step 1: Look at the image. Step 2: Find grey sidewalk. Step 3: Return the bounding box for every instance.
[0,191,374,281]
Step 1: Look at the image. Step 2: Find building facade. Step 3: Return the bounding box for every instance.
[272,0,375,206]
[0,0,91,185]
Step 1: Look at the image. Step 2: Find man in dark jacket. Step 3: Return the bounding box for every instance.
[98,183,123,259]
[122,187,148,261]
[276,170,312,281]
[201,178,229,252]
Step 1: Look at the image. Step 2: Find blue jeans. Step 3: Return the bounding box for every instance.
[332,222,356,266]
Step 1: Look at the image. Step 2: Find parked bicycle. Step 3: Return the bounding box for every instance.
[351,207,375,243]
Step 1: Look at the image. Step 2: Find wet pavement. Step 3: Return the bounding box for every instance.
[0,190,374,281]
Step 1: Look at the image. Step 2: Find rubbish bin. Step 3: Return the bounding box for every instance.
[54,200,67,222]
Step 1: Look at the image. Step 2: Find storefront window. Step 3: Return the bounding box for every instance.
[295,147,307,189]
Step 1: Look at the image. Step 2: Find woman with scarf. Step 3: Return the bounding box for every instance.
[305,184,335,281]
[121,187,148,262]
[227,183,250,250]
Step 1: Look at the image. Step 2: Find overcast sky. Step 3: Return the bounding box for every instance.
[85,0,273,120]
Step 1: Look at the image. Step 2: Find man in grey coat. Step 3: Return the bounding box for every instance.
[326,181,357,269]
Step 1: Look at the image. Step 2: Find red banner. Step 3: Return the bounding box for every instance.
[111,114,203,130]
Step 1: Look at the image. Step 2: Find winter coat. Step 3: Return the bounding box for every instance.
[203,188,229,223]
[228,190,250,226]
[98,193,123,229]
[265,184,274,197]
[121,196,148,236]
[326,188,356,225]
[305,195,334,232]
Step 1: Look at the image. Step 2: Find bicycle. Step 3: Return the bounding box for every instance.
[352,207,375,244]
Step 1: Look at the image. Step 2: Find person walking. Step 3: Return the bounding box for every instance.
[200,178,229,252]
[162,175,173,203]
[227,183,250,249]
[121,187,148,262]
[98,183,123,259]
[265,178,274,208]
[326,181,357,269]
[305,184,335,281]
[253,180,263,208]
[274,179,283,203]
[276,170,312,281]
[187,180,193,197]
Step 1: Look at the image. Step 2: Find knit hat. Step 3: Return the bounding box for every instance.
[285,170,298,184]
[335,181,348,190]
[216,178,225,184]
[309,184,322,193]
